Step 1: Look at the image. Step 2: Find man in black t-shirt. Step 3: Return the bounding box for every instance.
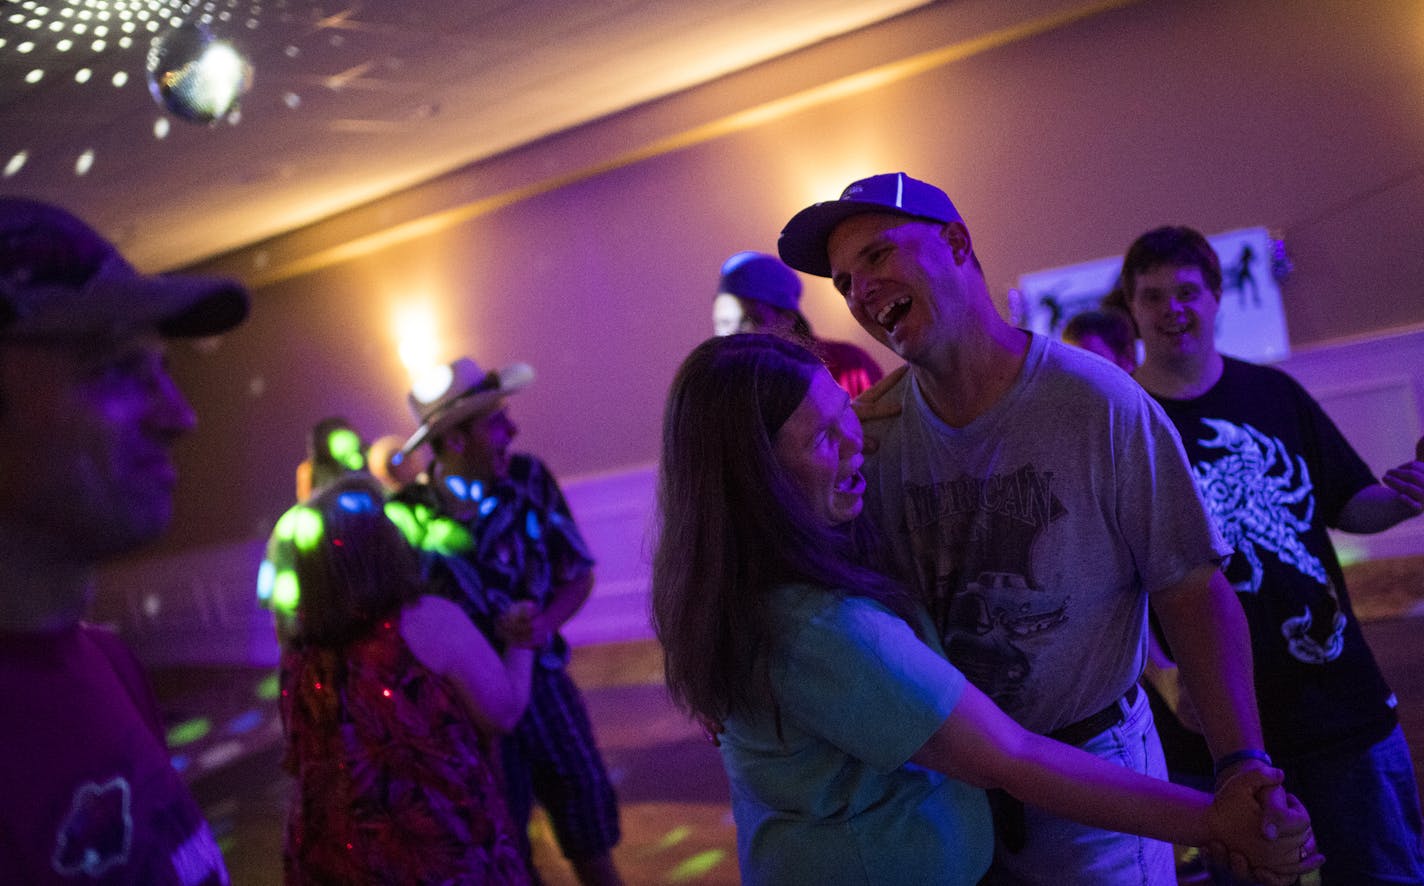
[1124,225,1424,884]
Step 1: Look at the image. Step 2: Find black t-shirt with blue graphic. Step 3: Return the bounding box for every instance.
[1153,357,1397,764]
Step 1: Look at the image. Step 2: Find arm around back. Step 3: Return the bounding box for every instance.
[400,594,534,735]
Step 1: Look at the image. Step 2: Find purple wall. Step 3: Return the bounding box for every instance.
[159,0,1424,558]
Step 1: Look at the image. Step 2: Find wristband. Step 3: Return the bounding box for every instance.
[1214,748,1272,777]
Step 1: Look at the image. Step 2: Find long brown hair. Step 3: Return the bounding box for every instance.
[652,333,916,728]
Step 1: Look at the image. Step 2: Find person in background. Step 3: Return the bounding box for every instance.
[777,172,1302,884]
[293,415,367,501]
[258,416,369,630]
[272,474,536,884]
[714,250,884,396]
[1061,306,1138,374]
[0,196,248,884]
[1122,224,1424,884]
[652,333,1319,886]
[398,356,624,886]
[367,431,430,494]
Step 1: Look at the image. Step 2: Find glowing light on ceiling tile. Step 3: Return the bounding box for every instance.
[74,149,94,175]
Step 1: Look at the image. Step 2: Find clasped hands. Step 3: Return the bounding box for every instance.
[1205,765,1323,885]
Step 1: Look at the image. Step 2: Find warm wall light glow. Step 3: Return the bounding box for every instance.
[393,301,440,383]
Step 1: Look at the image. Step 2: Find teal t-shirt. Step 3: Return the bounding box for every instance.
[719,585,993,886]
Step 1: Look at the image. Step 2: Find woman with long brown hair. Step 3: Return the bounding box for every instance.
[271,474,536,884]
[652,333,1320,886]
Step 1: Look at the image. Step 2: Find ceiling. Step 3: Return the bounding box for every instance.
[0,0,935,270]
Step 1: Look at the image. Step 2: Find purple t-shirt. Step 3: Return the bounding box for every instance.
[0,624,229,884]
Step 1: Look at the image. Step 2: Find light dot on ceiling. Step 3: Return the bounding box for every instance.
[75,67,91,83]
[154,117,170,138]
[75,149,95,176]
[24,68,43,83]
[112,70,128,87]
[4,152,28,178]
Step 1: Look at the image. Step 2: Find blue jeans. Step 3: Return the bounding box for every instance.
[1286,724,1424,885]
[980,687,1176,885]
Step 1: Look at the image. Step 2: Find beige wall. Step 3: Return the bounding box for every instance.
[161,0,1424,553]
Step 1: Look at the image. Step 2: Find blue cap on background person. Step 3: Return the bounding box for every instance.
[778,172,963,278]
[717,251,802,312]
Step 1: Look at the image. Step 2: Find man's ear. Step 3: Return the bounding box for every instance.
[941,221,973,265]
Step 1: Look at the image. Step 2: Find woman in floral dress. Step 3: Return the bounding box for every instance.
[272,475,536,884]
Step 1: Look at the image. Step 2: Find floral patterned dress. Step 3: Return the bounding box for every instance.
[279,615,530,885]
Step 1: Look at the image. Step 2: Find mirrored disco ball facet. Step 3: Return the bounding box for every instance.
[146,23,254,124]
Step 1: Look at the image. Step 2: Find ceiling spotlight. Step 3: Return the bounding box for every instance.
[146,21,253,125]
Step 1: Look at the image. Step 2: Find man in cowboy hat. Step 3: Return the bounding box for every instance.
[0,196,247,883]
[398,356,624,886]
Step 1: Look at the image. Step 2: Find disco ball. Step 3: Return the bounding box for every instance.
[146,23,254,125]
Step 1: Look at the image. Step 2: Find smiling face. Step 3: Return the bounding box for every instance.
[0,331,196,562]
[772,368,866,527]
[1128,263,1221,365]
[826,213,974,365]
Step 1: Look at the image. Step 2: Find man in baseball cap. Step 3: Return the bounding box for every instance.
[0,197,247,883]
[713,250,884,396]
[777,174,1311,883]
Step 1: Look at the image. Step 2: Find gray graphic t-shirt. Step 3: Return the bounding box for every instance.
[862,335,1229,734]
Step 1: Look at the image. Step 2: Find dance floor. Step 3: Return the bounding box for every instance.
[154,558,1424,885]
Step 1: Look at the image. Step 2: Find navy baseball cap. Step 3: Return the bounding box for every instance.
[778,172,963,277]
[717,251,801,312]
[0,197,248,342]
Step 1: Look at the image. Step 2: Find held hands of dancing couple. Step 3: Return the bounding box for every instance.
[1207,761,1321,885]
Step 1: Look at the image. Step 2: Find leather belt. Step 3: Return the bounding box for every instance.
[988,685,1143,854]
[1048,684,1141,747]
